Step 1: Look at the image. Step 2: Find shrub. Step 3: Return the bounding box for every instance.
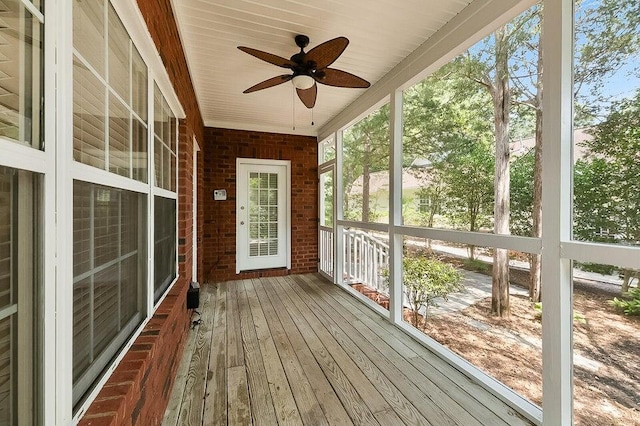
[533,302,586,323]
[610,288,640,316]
[401,256,464,329]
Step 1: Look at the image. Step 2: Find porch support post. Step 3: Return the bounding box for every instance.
[389,89,403,324]
[541,0,574,424]
[335,131,345,285]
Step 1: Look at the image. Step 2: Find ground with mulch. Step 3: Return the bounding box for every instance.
[352,256,640,425]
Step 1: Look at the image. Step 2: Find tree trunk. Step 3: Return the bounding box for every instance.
[362,138,371,222]
[529,20,544,303]
[491,27,511,318]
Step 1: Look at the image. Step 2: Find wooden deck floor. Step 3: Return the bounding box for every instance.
[163,274,532,425]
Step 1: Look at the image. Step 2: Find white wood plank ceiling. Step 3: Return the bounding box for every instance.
[171,0,473,136]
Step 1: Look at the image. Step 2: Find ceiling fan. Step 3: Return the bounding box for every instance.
[238,35,371,109]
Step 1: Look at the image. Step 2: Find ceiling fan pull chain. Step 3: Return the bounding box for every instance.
[311,107,314,126]
[292,86,296,131]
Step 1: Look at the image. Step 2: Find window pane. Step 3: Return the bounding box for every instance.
[0,1,44,148]
[107,5,130,104]
[571,259,639,425]
[73,58,106,169]
[132,119,147,183]
[153,84,177,191]
[400,238,542,405]
[108,94,130,178]
[72,181,146,404]
[0,316,16,424]
[319,136,335,163]
[343,228,389,311]
[73,0,105,77]
[572,0,640,247]
[342,104,390,224]
[154,196,176,301]
[0,166,41,423]
[131,46,147,121]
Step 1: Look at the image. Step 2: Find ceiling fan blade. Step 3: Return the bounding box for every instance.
[243,75,292,93]
[305,37,349,69]
[238,46,295,68]
[296,84,317,109]
[315,68,370,88]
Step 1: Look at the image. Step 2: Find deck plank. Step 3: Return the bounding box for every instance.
[175,287,215,425]
[226,281,244,368]
[306,274,530,426]
[250,278,329,426]
[257,278,354,426]
[271,276,401,424]
[243,279,303,425]
[202,284,228,425]
[287,275,439,426]
[236,279,279,425]
[267,277,379,425]
[163,304,200,426]
[227,365,251,425]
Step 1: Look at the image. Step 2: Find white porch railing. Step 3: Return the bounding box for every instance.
[319,226,334,277]
[343,229,389,295]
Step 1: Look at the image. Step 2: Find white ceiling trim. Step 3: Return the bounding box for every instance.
[205,120,317,137]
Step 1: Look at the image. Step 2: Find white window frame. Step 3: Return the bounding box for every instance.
[47,0,185,423]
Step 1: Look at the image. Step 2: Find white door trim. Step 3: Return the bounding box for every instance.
[236,158,291,274]
[193,138,200,281]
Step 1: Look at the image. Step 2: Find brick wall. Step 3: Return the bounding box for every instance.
[79,0,203,424]
[203,127,319,283]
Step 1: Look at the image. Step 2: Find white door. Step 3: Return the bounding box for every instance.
[236,159,290,273]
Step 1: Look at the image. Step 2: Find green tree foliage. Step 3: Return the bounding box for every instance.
[510,149,535,236]
[574,93,640,244]
[401,255,464,329]
[342,105,390,221]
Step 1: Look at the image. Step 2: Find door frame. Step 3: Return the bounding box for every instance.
[236,158,291,274]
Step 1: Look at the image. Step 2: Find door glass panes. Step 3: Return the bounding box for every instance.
[0,0,44,149]
[0,166,41,424]
[248,172,279,257]
[342,104,390,223]
[572,0,640,247]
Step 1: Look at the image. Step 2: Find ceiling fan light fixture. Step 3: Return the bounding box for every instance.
[292,74,315,90]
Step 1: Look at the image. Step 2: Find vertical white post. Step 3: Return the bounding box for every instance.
[335,132,344,285]
[54,0,74,422]
[389,90,403,324]
[192,138,200,281]
[542,0,574,424]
